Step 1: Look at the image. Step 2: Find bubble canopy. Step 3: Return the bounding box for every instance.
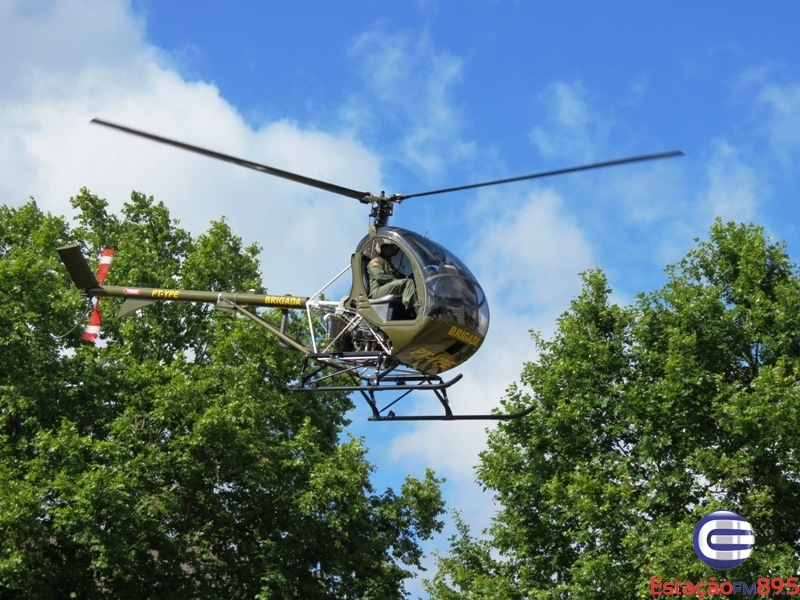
[357,227,489,338]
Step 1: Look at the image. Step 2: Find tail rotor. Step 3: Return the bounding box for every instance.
[82,248,115,343]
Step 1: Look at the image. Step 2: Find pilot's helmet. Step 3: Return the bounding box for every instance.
[377,241,399,254]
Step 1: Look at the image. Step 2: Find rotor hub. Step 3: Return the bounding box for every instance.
[366,192,401,228]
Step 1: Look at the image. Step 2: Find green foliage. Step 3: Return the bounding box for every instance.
[427,220,800,598]
[0,192,444,599]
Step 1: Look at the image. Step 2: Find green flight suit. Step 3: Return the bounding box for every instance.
[367,255,418,316]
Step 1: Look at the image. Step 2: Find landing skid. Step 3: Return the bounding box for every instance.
[293,352,534,421]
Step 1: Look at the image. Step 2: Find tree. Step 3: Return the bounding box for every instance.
[426,220,800,599]
[0,191,444,599]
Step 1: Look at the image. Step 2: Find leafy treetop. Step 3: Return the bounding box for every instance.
[426,220,800,599]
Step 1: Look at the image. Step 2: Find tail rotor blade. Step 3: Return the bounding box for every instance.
[82,302,102,343]
[81,248,115,344]
[97,248,115,284]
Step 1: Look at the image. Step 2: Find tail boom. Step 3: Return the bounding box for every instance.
[100,285,309,312]
[56,244,308,315]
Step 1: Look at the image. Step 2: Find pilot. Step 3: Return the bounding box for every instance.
[368,242,419,317]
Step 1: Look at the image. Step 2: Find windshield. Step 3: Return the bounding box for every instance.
[397,230,490,336]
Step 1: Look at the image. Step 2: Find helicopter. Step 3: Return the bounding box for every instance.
[58,118,683,421]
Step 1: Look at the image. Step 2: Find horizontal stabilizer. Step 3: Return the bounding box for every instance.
[57,244,100,290]
[118,297,157,317]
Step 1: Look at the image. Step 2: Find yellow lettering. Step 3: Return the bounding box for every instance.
[264,295,302,307]
[408,348,456,370]
[150,289,179,299]
[432,357,455,369]
[447,325,481,347]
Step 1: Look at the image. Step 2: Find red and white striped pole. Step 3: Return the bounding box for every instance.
[82,248,115,343]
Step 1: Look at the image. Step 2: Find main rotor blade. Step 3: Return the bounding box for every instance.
[91,118,370,202]
[398,150,684,201]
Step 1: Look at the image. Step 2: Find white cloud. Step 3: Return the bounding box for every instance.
[0,0,382,295]
[345,27,473,177]
[0,0,148,98]
[757,82,800,163]
[529,80,610,162]
[472,188,594,312]
[701,138,762,224]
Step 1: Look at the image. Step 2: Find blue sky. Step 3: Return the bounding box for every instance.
[3,1,800,595]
